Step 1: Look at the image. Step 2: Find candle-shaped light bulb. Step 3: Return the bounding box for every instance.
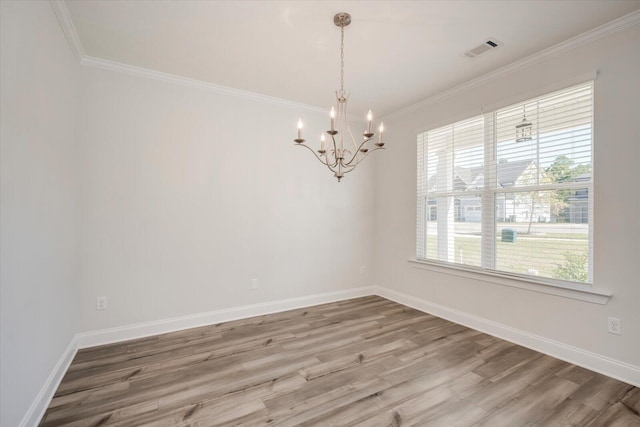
[330,107,336,132]
[320,133,326,151]
[379,122,384,143]
[297,118,303,140]
[367,110,373,133]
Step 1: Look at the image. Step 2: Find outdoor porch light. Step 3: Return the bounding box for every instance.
[516,106,533,142]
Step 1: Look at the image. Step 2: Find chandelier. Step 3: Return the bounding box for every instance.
[294,13,385,182]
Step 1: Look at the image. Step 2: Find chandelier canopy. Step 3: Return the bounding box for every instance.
[294,13,386,182]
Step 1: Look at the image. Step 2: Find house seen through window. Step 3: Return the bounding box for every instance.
[417,82,593,284]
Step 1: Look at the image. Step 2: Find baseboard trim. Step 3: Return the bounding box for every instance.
[23,284,640,426]
[19,336,78,427]
[374,285,640,388]
[76,286,374,349]
[23,287,373,426]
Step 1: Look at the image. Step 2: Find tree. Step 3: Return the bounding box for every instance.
[514,162,551,233]
[545,155,592,222]
[546,155,574,183]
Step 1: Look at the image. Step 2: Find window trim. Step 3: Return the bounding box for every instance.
[416,81,598,290]
[408,258,611,305]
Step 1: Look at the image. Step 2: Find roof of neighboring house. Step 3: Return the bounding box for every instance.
[454,166,481,186]
[497,159,535,187]
[428,159,535,191]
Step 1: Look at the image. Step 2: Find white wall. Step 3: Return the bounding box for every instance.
[0,2,81,426]
[77,66,376,332]
[2,3,637,424]
[1,4,375,422]
[375,25,640,368]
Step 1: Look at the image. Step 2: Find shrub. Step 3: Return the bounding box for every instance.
[553,251,588,282]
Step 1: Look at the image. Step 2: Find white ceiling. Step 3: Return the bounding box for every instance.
[65,0,640,116]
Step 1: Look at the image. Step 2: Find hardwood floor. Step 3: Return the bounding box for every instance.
[41,296,640,426]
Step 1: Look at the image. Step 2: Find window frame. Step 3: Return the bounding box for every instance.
[416,82,597,292]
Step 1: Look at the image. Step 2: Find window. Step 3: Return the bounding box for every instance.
[417,82,593,284]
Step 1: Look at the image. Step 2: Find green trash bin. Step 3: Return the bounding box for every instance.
[502,228,517,243]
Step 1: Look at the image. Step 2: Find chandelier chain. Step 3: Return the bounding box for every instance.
[340,24,345,94]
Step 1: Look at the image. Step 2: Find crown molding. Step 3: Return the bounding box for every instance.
[48,1,347,118]
[50,0,639,120]
[81,54,367,119]
[80,56,332,115]
[50,0,84,60]
[385,9,640,119]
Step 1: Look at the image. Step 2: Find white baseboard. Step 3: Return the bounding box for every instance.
[76,286,375,349]
[19,336,78,427]
[23,286,374,426]
[23,284,640,426]
[374,285,640,388]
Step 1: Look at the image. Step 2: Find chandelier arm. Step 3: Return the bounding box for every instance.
[326,161,342,176]
[297,144,343,176]
[328,155,339,169]
[324,162,339,175]
[343,146,385,171]
[328,134,340,168]
[323,156,339,174]
[330,133,339,155]
[344,137,375,166]
[339,163,358,176]
[321,155,336,170]
[296,143,329,166]
[339,162,357,175]
[345,114,361,154]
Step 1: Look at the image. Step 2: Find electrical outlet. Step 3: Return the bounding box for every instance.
[251,278,259,290]
[96,296,107,310]
[607,317,621,335]
[360,266,365,275]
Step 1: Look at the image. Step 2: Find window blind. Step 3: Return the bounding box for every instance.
[417,82,593,284]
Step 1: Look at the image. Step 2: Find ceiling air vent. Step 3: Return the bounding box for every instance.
[464,39,503,59]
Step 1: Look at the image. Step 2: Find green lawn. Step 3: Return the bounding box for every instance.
[518,232,588,240]
[426,234,588,279]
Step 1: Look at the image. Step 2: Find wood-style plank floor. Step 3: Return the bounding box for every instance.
[41,296,640,426]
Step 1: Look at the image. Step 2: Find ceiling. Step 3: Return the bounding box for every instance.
[64,1,640,116]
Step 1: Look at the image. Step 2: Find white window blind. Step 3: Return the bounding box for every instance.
[417,82,593,284]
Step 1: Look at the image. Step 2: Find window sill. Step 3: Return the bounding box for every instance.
[408,258,611,305]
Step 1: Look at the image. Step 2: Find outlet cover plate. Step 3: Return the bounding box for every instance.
[607,317,621,335]
[96,296,107,310]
